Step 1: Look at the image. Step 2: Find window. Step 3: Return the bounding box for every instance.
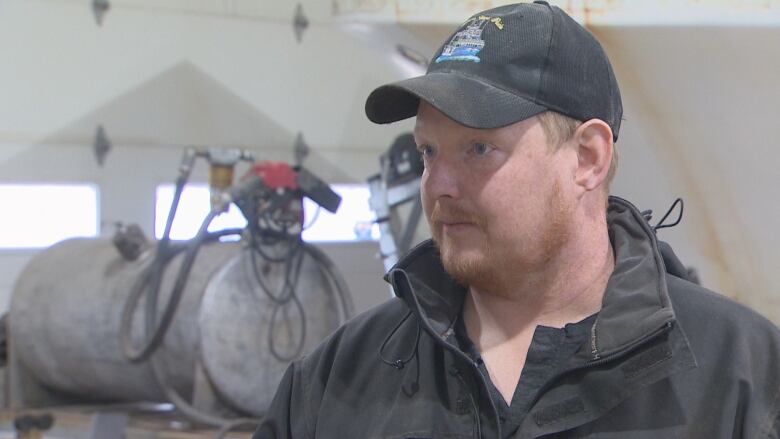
[155,184,379,242]
[0,184,98,248]
[155,185,247,240]
[301,185,380,242]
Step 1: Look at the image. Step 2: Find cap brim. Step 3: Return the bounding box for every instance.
[365,72,547,129]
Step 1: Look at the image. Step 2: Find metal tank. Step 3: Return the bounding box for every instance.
[8,235,350,417]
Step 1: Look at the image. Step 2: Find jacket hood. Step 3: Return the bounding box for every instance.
[386,196,679,360]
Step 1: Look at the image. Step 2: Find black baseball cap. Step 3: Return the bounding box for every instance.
[365,1,623,141]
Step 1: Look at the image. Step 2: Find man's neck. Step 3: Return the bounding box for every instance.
[463,224,614,351]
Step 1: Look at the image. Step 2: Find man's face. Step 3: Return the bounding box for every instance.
[415,102,576,293]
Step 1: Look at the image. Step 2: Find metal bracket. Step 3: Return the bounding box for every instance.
[92,0,110,26]
[293,4,309,43]
[93,125,111,167]
[294,132,310,166]
[368,174,422,272]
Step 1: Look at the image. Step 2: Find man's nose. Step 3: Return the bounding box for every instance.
[423,157,461,200]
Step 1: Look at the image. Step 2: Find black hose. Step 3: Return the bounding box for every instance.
[247,228,354,363]
[250,229,298,263]
[146,177,187,333]
[266,245,307,362]
[119,214,241,363]
[120,248,181,362]
[119,176,186,362]
[302,243,354,322]
[148,351,260,437]
[247,223,309,362]
[140,211,217,360]
[118,170,352,436]
[141,222,261,437]
[115,159,262,434]
[124,218,261,433]
[302,205,321,230]
[249,239,300,304]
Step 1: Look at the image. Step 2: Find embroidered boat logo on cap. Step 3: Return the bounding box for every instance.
[435,15,504,64]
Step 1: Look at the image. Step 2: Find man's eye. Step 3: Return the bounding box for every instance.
[472,142,494,156]
[418,145,434,158]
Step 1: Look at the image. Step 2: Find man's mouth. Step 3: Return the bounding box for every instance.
[429,203,485,234]
[439,220,479,235]
[440,220,474,226]
[438,217,472,225]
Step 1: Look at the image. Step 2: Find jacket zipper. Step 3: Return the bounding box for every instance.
[393,272,502,438]
[436,330,501,439]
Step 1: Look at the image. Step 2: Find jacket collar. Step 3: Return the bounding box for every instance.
[385,196,679,359]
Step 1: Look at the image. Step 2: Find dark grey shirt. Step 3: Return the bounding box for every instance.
[455,312,598,438]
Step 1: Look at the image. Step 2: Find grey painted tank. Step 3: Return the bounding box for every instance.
[9,237,349,415]
[199,243,346,415]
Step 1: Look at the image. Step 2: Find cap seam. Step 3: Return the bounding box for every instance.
[535,3,556,104]
[604,53,617,139]
[603,51,620,141]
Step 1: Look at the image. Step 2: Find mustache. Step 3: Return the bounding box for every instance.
[429,202,486,227]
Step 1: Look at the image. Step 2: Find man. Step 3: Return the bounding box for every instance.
[254,2,780,438]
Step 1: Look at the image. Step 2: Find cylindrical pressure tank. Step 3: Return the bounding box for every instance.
[9,236,349,416]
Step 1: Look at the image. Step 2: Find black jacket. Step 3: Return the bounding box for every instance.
[254,197,780,438]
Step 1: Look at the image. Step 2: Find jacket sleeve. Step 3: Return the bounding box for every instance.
[252,361,312,439]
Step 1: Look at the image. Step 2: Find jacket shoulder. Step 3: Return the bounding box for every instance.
[285,298,411,430]
[299,297,410,376]
[666,273,779,338]
[666,274,780,437]
[666,272,780,386]
[341,296,411,338]
[255,299,411,438]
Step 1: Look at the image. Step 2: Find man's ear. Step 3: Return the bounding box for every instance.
[573,119,613,193]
